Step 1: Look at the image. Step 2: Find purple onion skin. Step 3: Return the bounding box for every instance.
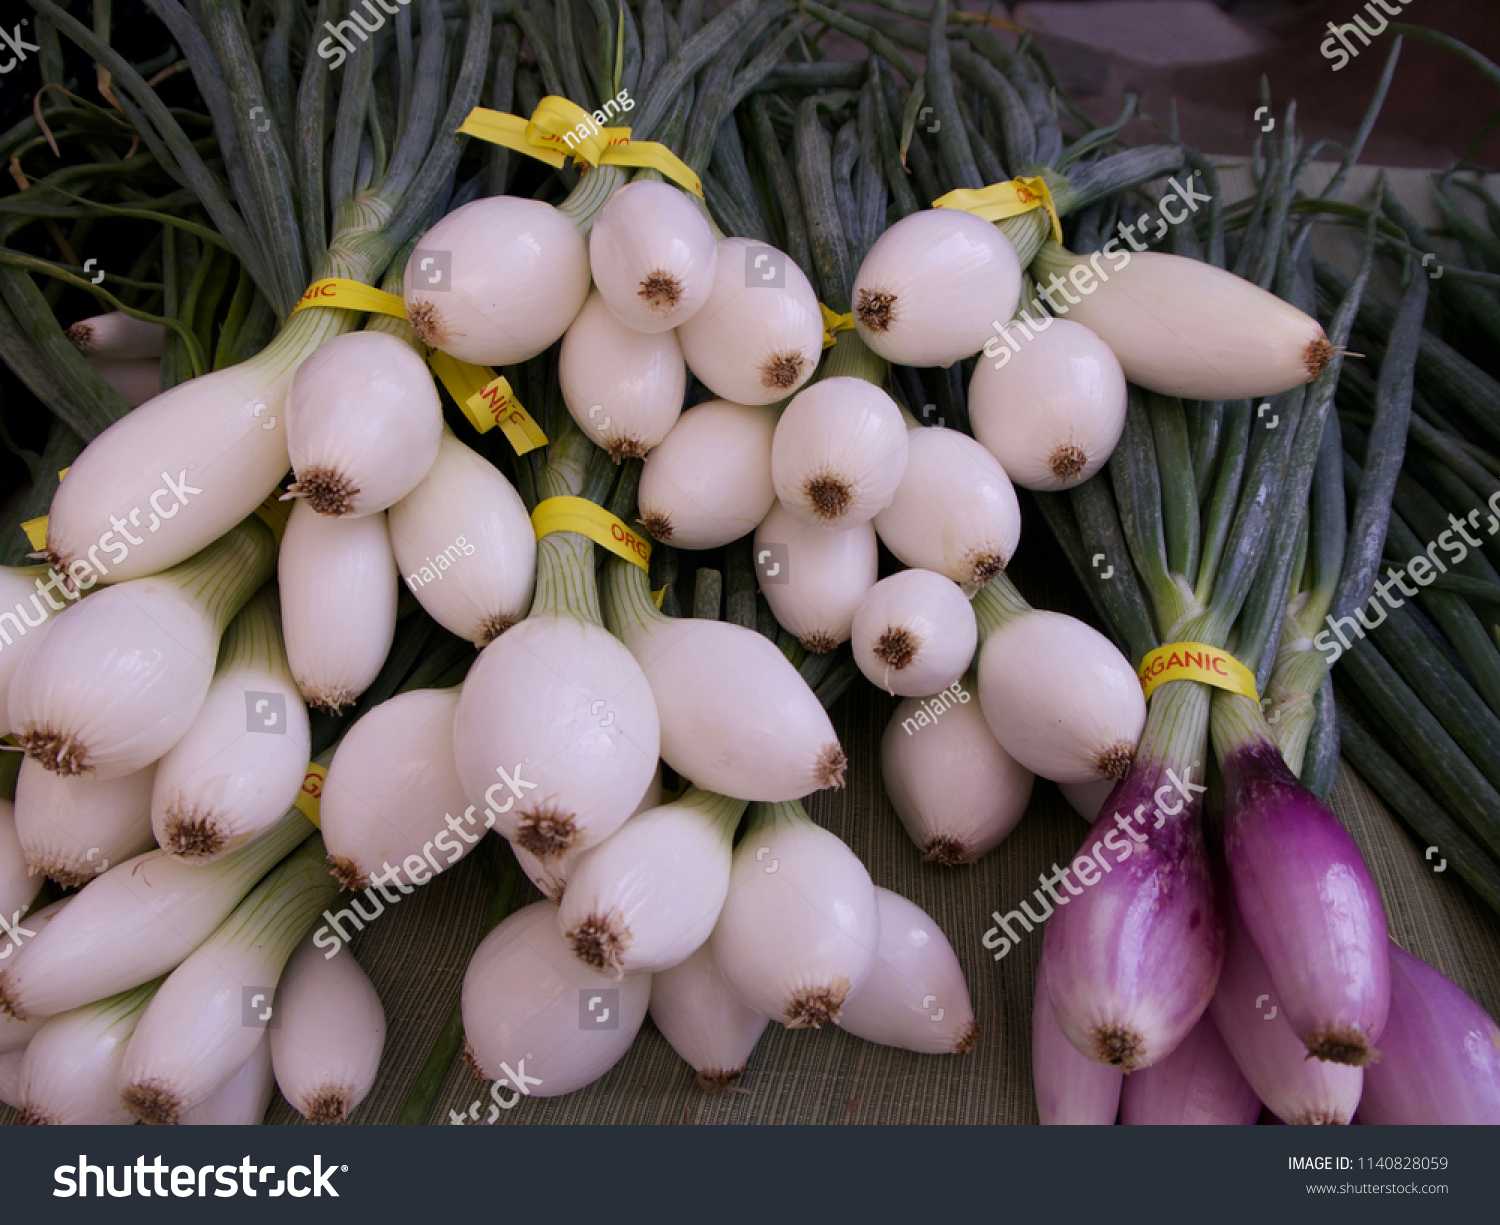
[1033,957,1121,1124]
[1358,941,1500,1124]
[1039,761,1223,1073]
[1208,895,1362,1125]
[1120,1010,1261,1125]
[1220,742,1389,1067]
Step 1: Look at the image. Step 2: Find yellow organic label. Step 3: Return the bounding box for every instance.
[425,352,548,455]
[1138,642,1259,703]
[21,516,47,551]
[531,495,652,571]
[290,278,408,318]
[652,586,666,609]
[933,175,1063,243]
[294,762,329,828]
[820,302,856,350]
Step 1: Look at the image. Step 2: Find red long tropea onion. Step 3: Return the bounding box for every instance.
[1358,941,1500,1124]
[1120,1010,1261,1125]
[1212,694,1389,1066]
[1032,957,1121,1124]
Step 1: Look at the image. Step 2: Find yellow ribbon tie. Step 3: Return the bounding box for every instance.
[820,302,856,350]
[933,175,1064,244]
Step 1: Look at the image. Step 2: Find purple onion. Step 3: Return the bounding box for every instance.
[1039,752,1222,1072]
[1358,941,1500,1124]
[1217,725,1389,1066]
[1208,893,1362,1125]
[1120,1010,1261,1124]
[1032,957,1121,1124]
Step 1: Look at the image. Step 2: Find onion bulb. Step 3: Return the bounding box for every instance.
[0,565,65,735]
[852,569,977,696]
[284,330,442,516]
[649,941,769,1092]
[560,288,686,461]
[676,237,822,405]
[0,800,42,931]
[969,318,1127,490]
[180,1033,273,1125]
[462,899,650,1097]
[589,180,718,332]
[710,800,878,1029]
[851,209,1022,368]
[403,196,590,365]
[0,899,68,1053]
[1119,1011,1262,1125]
[754,498,878,653]
[837,887,977,1054]
[637,399,778,548]
[14,758,157,888]
[513,766,662,903]
[67,312,165,359]
[1033,957,1122,1124]
[88,357,161,407]
[771,377,909,529]
[873,427,1021,586]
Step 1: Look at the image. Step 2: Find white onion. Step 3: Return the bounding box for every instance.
[676,237,823,405]
[970,317,1127,490]
[513,765,662,902]
[454,611,660,862]
[120,834,339,1124]
[16,977,161,1124]
[560,288,687,460]
[67,312,165,359]
[0,1049,21,1108]
[589,180,718,332]
[321,687,475,891]
[1060,778,1117,822]
[0,899,67,1054]
[270,933,385,1123]
[710,801,879,1028]
[461,899,650,1097]
[836,887,977,1055]
[754,498,878,653]
[14,758,157,888]
[1030,245,1331,400]
[0,565,65,735]
[88,357,161,407]
[284,330,442,516]
[851,209,1022,367]
[151,586,310,863]
[771,376,909,529]
[403,195,591,365]
[558,789,744,979]
[873,427,1021,586]
[388,427,536,646]
[881,677,1034,864]
[604,558,845,800]
[279,499,397,714]
[0,799,41,928]
[649,940,769,1091]
[637,399,778,548]
[851,569,977,696]
[8,517,275,779]
[180,1032,273,1125]
[975,587,1146,785]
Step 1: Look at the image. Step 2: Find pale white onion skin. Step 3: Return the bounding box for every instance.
[590,180,718,332]
[558,791,740,979]
[285,330,442,516]
[852,570,977,697]
[151,589,309,863]
[279,500,398,714]
[676,237,823,405]
[513,765,662,902]
[881,678,1033,865]
[0,1050,21,1108]
[67,312,166,359]
[978,611,1145,784]
[15,759,157,889]
[852,209,1022,367]
[454,616,661,862]
[16,978,159,1124]
[270,934,385,1124]
[88,356,161,407]
[710,807,879,1028]
[180,1032,273,1124]
[7,577,220,780]
[648,940,769,1091]
[321,688,475,891]
[0,800,42,931]
[402,196,591,365]
[461,900,650,1098]
[771,377,909,529]
[0,1011,43,1056]
[0,899,68,1053]
[754,498,878,653]
[637,399,778,549]
[1060,777,1116,822]
[969,318,1127,491]
[873,428,1021,586]
[837,887,977,1055]
[388,429,536,647]
[1038,248,1330,400]
[0,566,64,735]
[560,289,687,460]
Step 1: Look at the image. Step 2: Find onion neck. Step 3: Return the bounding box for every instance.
[1209,690,1283,767]
[160,515,278,640]
[531,425,612,625]
[558,163,631,236]
[1135,678,1211,776]
[677,787,748,845]
[602,554,667,644]
[745,798,814,839]
[816,329,887,386]
[972,573,1033,642]
[217,584,290,680]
